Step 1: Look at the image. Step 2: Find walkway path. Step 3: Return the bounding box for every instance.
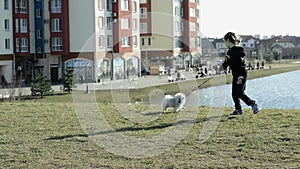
[0,70,203,97]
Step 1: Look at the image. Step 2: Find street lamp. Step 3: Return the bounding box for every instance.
[110,51,114,80]
[82,62,90,93]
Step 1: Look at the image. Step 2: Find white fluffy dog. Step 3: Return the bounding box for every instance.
[162,93,186,113]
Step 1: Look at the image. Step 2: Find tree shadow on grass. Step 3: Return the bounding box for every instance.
[44,119,195,141]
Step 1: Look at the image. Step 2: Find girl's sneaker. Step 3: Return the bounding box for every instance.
[251,104,261,114]
[230,109,243,115]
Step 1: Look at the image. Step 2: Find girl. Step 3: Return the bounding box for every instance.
[222,32,260,115]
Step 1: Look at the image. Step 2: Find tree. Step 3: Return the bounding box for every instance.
[272,51,281,60]
[61,69,76,93]
[30,73,53,98]
[264,53,274,64]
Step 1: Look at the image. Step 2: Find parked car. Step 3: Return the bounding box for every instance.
[141,68,150,75]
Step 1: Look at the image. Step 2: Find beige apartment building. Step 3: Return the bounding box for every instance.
[140,0,202,72]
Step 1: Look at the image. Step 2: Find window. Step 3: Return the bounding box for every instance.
[180,8,184,17]
[197,37,201,47]
[175,36,183,48]
[37,47,42,53]
[133,19,137,30]
[133,1,137,13]
[21,38,28,52]
[98,17,104,29]
[190,22,196,31]
[5,39,10,50]
[175,37,179,48]
[4,0,9,10]
[190,8,196,17]
[37,30,42,39]
[141,38,145,45]
[15,0,19,13]
[36,9,42,18]
[140,22,147,33]
[52,19,62,32]
[175,21,179,32]
[121,37,130,47]
[51,0,62,13]
[190,38,196,48]
[52,37,62,51]
[133,36,137,47]
[106,0,112,11]
[99,35,104,48]
[140,0,147,4]
[16,38,20,52]
[20,0,27,13]
[180,21,184,31]
[106,17,112,30]
[148,38,151,45]
[175,7,180,17]
[107,35,112,47]
[4,19,9,31]
[121,0,129,11]
[15,19,19,32]
[98,0,103,10]
[121,18,130,29]
[20,19,27,33]
[140,8,147,19]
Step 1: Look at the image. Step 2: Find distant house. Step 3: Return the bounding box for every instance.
[268,36,300,59]
[213,38,227,56]
[240,35,260,48]
[201,35,300,60]
[201,38,219,57]
[271,39,296,49]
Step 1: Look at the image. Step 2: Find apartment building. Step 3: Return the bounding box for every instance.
[140,0,202,71]
[1,0,200,83]
[0,0,14,83]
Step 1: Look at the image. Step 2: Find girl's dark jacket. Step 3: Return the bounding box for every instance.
[222,46,247,77]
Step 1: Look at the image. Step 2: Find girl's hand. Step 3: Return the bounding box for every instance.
[224,55,230,62]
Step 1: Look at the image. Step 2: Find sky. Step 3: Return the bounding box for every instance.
[200,0,300,39]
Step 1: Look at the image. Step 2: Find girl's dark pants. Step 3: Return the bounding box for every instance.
[232,75,255,110]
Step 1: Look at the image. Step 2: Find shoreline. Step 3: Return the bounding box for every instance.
[120,65,300,102]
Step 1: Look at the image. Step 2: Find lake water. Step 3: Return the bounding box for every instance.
[198,70,300,109]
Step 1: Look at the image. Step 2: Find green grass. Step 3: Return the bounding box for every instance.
[1,65,300,168]
[0,102,299,168]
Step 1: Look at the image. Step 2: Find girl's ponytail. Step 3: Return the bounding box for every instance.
[224,32,242,45]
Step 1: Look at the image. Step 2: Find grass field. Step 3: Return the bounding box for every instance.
[0,103,299,168]
[0,65,300,168]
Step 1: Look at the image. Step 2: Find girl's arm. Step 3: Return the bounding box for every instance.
[222,55,230,70]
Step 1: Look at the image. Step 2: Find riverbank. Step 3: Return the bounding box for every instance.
[18,64,299,103]
[0,102,299,168]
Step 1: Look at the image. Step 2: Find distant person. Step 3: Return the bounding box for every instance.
[1,75,7,86]
[204,67,208,75]
[222,32,260,115]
